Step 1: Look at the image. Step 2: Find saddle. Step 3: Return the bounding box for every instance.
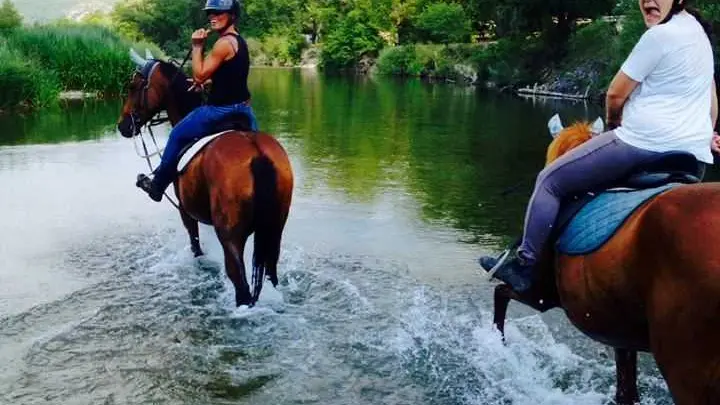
[176,111,255,173]
[553,151,702,255]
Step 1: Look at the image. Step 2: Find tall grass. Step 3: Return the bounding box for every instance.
[0,41,60,108]
[6,23,136,95]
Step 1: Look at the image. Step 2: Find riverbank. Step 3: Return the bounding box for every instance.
[361,8,719,101]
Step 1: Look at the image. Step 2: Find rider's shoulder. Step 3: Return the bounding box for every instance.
[213,35,238,52]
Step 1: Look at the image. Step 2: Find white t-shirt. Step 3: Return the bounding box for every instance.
[616,11,715,163]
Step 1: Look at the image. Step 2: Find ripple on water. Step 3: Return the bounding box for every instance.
[0,229,671,405]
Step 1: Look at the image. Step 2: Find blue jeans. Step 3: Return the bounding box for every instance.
[152,103,258,191]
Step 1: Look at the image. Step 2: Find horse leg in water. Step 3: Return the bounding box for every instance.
[492,284,556,336]
[180,209,203,257]
[615,349,639,405]
[492,284,639,404]
[216,231,253,307]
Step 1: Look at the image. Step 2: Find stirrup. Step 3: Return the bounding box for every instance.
[486,249,511,280]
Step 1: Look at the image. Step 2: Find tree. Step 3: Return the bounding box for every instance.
[112,0,206,57]
[320,8,385,69]
[415,3,471,44]
[0,0,22,35]
[389,0,420,45]
[486,0,615,41]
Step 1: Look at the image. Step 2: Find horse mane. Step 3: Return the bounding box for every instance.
[546,122,593,165]
[156,61,202,117]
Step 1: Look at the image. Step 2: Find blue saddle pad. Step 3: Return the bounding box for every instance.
[556,183,678,255]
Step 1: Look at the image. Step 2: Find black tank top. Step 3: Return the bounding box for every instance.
[208,33,251,106]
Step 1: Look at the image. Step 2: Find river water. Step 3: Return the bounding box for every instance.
[1,69,703,404]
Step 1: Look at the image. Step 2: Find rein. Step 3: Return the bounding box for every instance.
[130,56,196,211]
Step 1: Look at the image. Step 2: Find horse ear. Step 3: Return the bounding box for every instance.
[145,49,154,60]
[129,48,147,67]
[590,117,605,136]
[548,114,564,138]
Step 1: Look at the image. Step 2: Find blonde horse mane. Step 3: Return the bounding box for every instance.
[545,115,605,166]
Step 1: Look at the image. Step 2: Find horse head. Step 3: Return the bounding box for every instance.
[545,114,605,165]
[117,49,200,138]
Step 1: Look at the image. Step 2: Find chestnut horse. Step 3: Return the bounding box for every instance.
[492,117,720,405]
[117,57,293,307]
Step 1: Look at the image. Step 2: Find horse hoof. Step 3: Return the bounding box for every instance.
[236,298,255,308]
[191,246,204,257]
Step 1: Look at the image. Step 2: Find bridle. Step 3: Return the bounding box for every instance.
[127,56,192,210]
[128,61,167,163]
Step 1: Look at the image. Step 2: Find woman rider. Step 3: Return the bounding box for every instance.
[480,0,718,292]
[136,0,256,202]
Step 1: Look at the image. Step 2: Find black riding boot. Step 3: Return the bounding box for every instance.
[136,174,164,202]
[478,248,534,292]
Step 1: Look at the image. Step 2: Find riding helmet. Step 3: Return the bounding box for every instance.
[203,0,240,15]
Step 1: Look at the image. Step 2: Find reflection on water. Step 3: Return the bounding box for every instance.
[0,99,122,146]
[3,70,716,246]
[248,69,605,244]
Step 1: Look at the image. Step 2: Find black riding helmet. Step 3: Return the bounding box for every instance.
[204,0,240,16]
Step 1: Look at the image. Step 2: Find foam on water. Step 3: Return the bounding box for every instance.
[0,219,673,405]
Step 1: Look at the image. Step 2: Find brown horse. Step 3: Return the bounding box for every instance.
[492,116,720,405]
[117,56,293,307]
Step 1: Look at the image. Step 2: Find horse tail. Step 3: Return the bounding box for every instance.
[250,152,281,304]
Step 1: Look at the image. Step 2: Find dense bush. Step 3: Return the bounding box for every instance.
[473,37,547,87]
[0,43,60,108]
[376,43,486,82]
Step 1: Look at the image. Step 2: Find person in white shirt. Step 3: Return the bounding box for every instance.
[479,0,718,292]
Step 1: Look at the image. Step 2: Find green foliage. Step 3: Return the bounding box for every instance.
[474,37,546,87]
[251,34,307,66]
[105,0,717,90]
[320,9,384,70]
[7,24,136,95]
[111,0,205,57]
[376,43,485,82]
[0,42,60,108]
[377,46,426,76]
[0,0,22,35]
[415,3,471,44]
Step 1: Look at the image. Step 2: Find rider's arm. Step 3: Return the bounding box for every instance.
[607,30,661,130]
[606,72,640,130]
[711,79,718,129]
[192,35,233,84]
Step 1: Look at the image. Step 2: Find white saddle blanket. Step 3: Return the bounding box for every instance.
[177,130,232,172]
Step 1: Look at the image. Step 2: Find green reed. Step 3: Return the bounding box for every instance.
[6,23,137,96]
[0,41,60,109]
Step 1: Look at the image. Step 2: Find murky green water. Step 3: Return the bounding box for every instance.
[1,69,701,404]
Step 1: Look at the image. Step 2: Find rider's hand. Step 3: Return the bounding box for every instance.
[187,78,204,92]
[712,132,720,155]
[187,78,213,92]
[191,29,209,47]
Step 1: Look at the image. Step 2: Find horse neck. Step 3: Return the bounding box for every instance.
[165,98,185,127]
[158,67,201,127]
